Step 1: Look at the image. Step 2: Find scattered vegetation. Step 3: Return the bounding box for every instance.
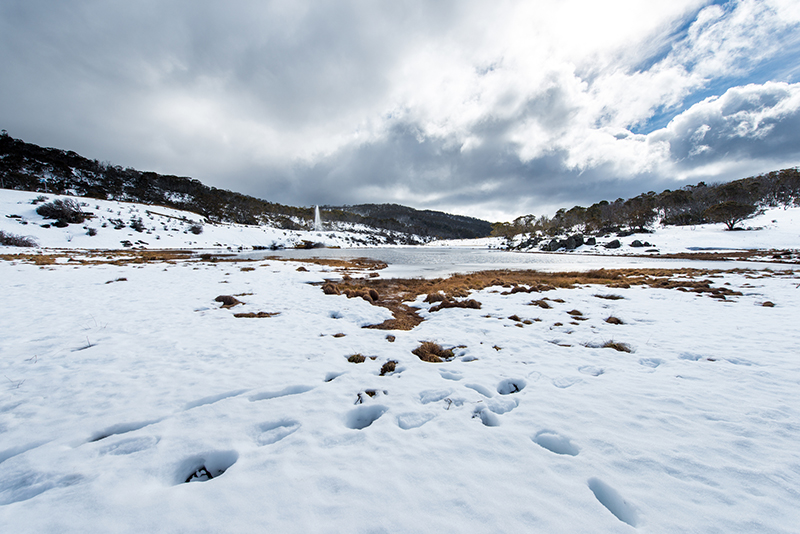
[379,360,398,375]
[0,231,37,247]
[215,295,243,308]
[347,354,366,364]
[35,198,89,225]
[605,316,624,325]
[233,311,279,318]
[412,342,455,363]
[601,341,633,353]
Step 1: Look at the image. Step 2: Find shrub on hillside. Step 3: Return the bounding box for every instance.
[35,198,87,224]
[0,231,38,247]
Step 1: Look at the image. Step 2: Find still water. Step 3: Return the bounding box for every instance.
[241,246,790,278]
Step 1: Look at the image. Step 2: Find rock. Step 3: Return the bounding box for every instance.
[605,239,621,249]
[585,237,596,246]
[630,240,644,247]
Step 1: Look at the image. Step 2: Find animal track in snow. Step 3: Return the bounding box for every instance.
[587,477,638,527]
[249,385,315,402]
[497,378,526,395]
[345,405,388,430]
[184,389,248,410]
[88,419,161,443]
[533,430,579,456]
[256,420,300,445]
[178,451,238,484]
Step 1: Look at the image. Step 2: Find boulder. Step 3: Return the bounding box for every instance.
[585,237,596,246]
[605,239,621,249]
[630,240,644,247]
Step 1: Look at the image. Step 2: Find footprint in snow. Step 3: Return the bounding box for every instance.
[177,451,238,484]
[345,405,388,430]
[587,477,638,527]
[87,419,161,443]
[396,412,436,430]
[0,470,84,505]
[464,383,493,397]
[473,406,500,427]
[497,378,526,395]
[255,420,300,446]
[532,430,579,456]
[99,436,160,456]
[638,358,663,369]
[439,369,462,381]
[184,389,248,410]
[552,376,582,389]
[249,385,315,402]
[578,366,604,376]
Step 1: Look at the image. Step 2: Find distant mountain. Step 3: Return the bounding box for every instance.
[0,133,494,240]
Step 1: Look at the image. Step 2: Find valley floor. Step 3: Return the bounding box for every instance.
[1,251,799,533]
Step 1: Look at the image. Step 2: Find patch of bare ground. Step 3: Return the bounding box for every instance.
[318,267,763,330]
[233,311,279,318]
[412,342,455,363]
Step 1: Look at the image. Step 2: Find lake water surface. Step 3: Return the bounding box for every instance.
[243,247,793,278]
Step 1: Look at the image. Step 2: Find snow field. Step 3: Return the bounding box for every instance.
[1,256,799,533]
[0,189,414,250]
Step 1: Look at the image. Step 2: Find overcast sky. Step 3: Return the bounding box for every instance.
[2,0,799,221]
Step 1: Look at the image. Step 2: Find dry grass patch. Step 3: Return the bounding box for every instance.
[594,294,624,300]
[429,298,481,312]
[605,316,624,325]
[601,341,633,352]
[380,360,398,375]
[318,267,758,331]
[347,354,366,364]
[233,311,279,318]
[215,295,243,308]
[412,342,455,363]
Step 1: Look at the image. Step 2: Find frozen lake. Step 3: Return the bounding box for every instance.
[243,246,796,278]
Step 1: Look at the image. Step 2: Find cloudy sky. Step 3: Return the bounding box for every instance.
[2,0,799,221]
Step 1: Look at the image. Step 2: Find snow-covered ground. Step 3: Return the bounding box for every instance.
[0,189,419,250]
[2,188,800,533]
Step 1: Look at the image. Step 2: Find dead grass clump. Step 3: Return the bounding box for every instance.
[594,294,624,300]
[530,299,552,309]
[215,295,243,308]
[424,292,445,303]
[602,341,632,352]
[429,298,481,312]
[322,282,341,295]
[296,266,308,272]
[240,267,256,272]
[233,311,280,318]
[412,342,455,363]
[508,315,522,322]
[762,301,775,307]
[386,335,396,342]
[605,316,624,325]
[347,354,366,364]
[567,309,583,316]
[333,333,346,338]
[105,277,127,284]
[380,360,398,375]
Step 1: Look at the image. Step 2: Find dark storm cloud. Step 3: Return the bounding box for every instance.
[1,1,799,222]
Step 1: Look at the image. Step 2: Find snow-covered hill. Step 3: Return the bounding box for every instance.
[0,189,426,250]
